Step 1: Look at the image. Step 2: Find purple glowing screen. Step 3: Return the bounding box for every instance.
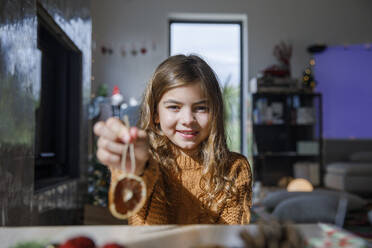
[314,44,372,139]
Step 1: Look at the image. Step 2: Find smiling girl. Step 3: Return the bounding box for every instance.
[94,55,252,224]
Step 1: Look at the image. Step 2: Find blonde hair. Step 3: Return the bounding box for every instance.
[139,54,237,208]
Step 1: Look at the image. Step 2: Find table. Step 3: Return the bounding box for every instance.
[0,224,365,248]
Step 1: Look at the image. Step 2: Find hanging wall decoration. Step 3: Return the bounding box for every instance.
[100,40,158,58]
[101,45,113,55]
[101,45,107,55]
[131,44,138,56]
[139,41,147,55]
[107,45,113,55]
[121,44,127,57]
[140,46,147,55]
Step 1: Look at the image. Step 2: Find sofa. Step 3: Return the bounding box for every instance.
[324,152,372,194]
[258,189,367,225]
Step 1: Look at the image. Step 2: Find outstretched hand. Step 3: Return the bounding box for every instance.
[93,117,150,176]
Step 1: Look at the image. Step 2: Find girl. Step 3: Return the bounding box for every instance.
[94,55,252,225]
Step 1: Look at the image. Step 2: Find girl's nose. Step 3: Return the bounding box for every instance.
[181,109,195,125]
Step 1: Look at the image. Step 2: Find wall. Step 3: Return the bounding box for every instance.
[91,0,372,101]
[0,0,91,226]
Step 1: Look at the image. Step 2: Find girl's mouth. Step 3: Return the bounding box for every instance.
[177,130,199,138]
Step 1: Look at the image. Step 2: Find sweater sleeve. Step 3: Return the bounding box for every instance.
[218,154,253,225]
[128,157,168,225]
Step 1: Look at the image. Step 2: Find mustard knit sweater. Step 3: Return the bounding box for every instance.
[125,151,252,225]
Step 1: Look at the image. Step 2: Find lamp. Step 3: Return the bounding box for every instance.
[287,178,313,192]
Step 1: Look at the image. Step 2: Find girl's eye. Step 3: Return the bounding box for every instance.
[167,105,180,111]
[194,106,209,112]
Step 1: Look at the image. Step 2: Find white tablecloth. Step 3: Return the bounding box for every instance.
[0,224,323,247]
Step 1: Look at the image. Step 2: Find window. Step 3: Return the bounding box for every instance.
[169,20,243,152]
[35,4,82,190]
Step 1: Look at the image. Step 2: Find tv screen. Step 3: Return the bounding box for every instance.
[314,44,372,139]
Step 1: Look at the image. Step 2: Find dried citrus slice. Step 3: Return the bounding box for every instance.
[109,172,146,219]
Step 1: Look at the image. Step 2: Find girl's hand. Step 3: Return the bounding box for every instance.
[93,117,150,176]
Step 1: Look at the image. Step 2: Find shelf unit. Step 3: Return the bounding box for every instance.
[252,92,323,186]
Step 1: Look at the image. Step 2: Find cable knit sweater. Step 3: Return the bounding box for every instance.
[126,151,252,225]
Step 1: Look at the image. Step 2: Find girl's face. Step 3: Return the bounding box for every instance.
[156,83,211,153]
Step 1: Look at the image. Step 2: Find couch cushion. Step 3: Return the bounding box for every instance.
[324,173,372,193]
[272,195,338,223]
[349,151,372,162]
[326,162,372,176]
[261,189,366,211]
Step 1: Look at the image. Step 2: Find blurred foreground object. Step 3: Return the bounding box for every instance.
[108,116,146,220]
[240,220,306,248]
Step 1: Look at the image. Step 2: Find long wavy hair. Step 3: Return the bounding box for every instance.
[139,54,237,208]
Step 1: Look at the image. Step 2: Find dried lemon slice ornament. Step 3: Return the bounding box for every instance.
[109,115,147,219]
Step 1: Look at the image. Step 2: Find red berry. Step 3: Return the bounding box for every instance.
[59,236,95,248]
[102,243,125,248]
